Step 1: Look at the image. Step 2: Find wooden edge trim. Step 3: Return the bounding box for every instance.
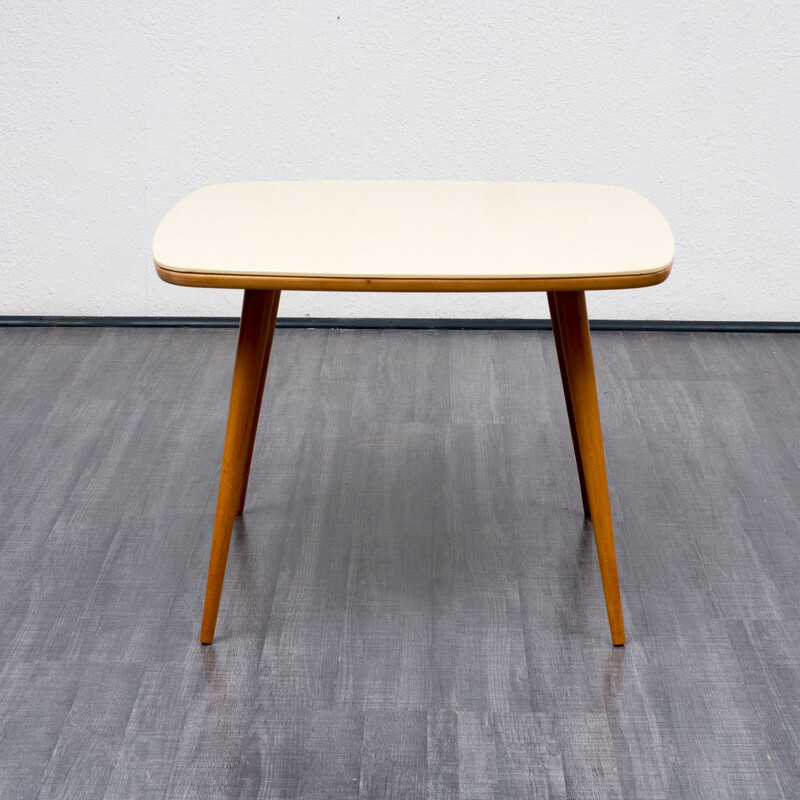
[155,261,672,293]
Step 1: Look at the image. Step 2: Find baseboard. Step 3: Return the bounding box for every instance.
[1,316,799,333]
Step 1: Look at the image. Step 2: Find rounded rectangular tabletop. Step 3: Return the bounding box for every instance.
[153,181,673,292]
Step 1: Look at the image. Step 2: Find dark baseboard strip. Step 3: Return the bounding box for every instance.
[1,316,799,333]
[0,316,243,329]
[277,318,800,333]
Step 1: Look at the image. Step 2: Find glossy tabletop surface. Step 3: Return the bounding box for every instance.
[154,181,673,290]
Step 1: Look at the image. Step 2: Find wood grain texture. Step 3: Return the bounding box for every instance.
[202,290,275,643]
[553,291,624,644]
[155,261,672,293]
[457,712,568,798]
[236,290,281,515]
[548,291,591,516]
[1,326,798,798]
[359,711,428,800]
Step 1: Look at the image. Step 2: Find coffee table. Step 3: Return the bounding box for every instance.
[153,181,674,646]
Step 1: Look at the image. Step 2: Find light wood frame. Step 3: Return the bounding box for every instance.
[156,263,670,293]
[199,289,280,644]
[188,273,643,647]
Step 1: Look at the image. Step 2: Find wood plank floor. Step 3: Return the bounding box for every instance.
[1,326,799,799]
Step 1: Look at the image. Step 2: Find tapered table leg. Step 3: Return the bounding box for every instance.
[547,291,591,517]
[201,289,274,644]
[236,290,281,515]
[552,291,625,645]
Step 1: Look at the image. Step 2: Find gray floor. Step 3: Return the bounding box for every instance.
[1,326,800,799]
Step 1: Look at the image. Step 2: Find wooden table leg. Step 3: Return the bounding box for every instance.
[201,289,275,644]
[547,291,591,517]
[552,290,625,646]
[236,290,281,515]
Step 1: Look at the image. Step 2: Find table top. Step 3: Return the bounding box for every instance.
[153,181,673,292]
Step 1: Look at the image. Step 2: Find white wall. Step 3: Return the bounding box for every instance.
[2,2,798,320]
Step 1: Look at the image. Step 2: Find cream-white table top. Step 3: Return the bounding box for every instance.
[153,181,673,283]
